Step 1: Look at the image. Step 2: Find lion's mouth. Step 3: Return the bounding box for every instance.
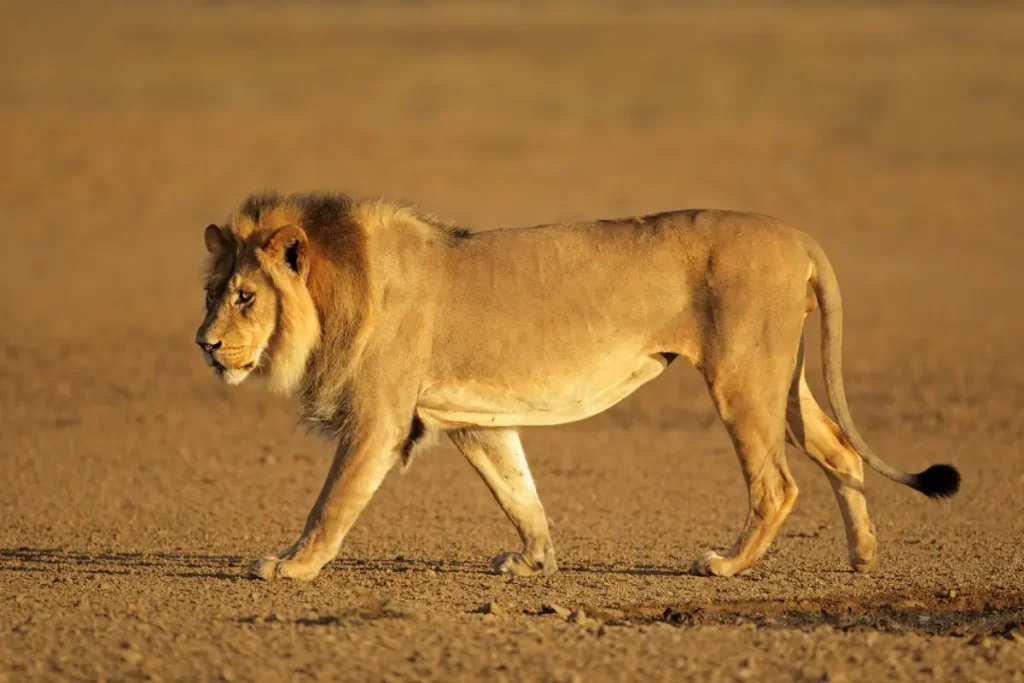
[208,343,267,386]
[210,357,260,386]
[211,358,257,373]
[204,348,260,383]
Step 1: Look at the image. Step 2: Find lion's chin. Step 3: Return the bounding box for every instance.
[210,357,260,386]
[218,366,254,386]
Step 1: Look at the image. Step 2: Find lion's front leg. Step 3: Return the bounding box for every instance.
[449,428,557,577]
[249,540,319,581]
[249,428,397,581]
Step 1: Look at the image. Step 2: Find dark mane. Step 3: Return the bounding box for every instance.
[239,190,472,250]
[296,193,364,267]
[444,226,474,243]
[239,190,284,223]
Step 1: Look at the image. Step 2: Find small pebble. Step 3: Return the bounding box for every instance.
[474,601,503,616]
[568,609,591,625]
[541,603,571,620]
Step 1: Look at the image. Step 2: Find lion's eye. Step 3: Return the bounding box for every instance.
[205,288,215,306]
[237,291,254,305]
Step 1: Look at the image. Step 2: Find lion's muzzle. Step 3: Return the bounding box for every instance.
[195,335,225,370]
[196,332,261,385]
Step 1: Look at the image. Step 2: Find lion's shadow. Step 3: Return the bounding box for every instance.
[0,546,693,580]
[0,546,245,580]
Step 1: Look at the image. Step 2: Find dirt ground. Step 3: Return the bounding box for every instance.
[2,3,1024,681]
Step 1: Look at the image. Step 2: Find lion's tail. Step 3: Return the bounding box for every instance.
[803,236,960,499]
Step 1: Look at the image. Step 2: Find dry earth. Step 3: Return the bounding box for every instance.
[2,3,1024,681]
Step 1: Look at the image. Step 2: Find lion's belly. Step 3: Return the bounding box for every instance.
[415,354,670,430]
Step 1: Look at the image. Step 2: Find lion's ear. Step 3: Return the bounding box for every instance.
[204,224,229,255]
[263,224,310,278]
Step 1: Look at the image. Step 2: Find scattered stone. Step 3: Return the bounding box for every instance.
[221,665,237,682]
[590,607,626,621]
[968,634,992,648]
[736,656,756,680]
[663,606,700,626]
[541,603,571,620]
[120,650,143,666]
[474,601,503,616]
[568,609,591,626]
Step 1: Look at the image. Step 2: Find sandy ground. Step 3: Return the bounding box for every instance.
[2,3,1024,681]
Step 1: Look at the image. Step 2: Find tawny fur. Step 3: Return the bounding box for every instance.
[195,191,959,582]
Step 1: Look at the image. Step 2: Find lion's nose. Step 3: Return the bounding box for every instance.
[196,339,222,353]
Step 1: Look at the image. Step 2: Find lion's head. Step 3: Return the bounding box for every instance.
[195,192,442,428]
[195,219,321,393]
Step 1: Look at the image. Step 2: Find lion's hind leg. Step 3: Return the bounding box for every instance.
[786,340,877,572]
[692,369,798,577]
[449,428,557,577]
[692,296,805,577]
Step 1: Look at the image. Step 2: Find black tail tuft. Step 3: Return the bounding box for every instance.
[910,464,961,499]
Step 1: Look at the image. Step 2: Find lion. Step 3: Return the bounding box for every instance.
[195,191,960,581]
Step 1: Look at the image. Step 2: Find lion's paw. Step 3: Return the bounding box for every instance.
[491,550,557,577]
[690,550,736,578]
[850,543,877,573]
[247,554,322,582]
[849,525,877,573]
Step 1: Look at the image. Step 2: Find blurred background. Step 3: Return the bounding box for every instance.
[2,3,1024,679]
[2,2,1021,342]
